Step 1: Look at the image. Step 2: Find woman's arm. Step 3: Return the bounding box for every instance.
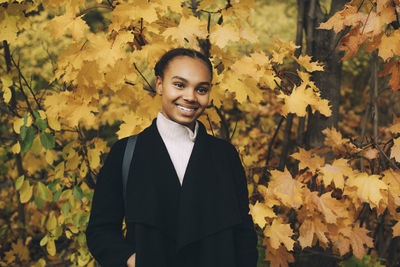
[229,144,259,267]
[85,139,136,267]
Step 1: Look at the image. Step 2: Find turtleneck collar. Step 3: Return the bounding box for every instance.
[156,111,199,142]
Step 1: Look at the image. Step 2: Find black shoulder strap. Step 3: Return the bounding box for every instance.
[122,134,138,210]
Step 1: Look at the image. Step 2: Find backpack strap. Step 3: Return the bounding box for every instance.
[122,134,138,211]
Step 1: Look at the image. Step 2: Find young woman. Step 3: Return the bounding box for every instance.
[85,48,258,267]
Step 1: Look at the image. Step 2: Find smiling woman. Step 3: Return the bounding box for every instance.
[155,54,212,131]
[85,48,258,267]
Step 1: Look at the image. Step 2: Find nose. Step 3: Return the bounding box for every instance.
[183,88,196,102]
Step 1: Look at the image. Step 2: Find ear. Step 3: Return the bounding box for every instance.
[155,76,163,96]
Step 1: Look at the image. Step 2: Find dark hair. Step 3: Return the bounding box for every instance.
[154,48,213,80]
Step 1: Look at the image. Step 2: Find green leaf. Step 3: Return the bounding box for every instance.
[36,119,47,131]
[20,127,34,153]
[34,196,43,208]
[61,201,71,216]
[33,110,41,120]
[15,175,24,190]
[36,182,49,201]
[53,188,62,202]
[77,232,86,245]
[73,186,83,200]
[48,179,60,193]
[40,235,48,246]
[40,132,55,149]
[20,125,27,140]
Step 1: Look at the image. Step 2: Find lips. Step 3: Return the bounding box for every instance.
[176,104,198,112]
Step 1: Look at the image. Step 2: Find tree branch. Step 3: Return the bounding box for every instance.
[11,56,43,110]
[133,63,156,94]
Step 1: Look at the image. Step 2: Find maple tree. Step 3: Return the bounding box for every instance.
[1,0,400,266]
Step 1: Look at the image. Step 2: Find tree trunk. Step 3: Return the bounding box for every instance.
[304,0,347,149]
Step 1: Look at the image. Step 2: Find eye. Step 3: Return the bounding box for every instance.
[196,87,209,94]
[173,82,184,88]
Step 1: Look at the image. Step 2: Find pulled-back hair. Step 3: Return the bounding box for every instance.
[154,48,213,80]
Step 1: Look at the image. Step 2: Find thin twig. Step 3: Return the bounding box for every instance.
[206,113,215,136]
[133,63,156,93]
[230,120,238,140]
[372,140,400,172]
[11,56,43,110]
[265,116,285,169]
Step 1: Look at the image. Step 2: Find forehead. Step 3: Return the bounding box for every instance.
[163,56,211,81]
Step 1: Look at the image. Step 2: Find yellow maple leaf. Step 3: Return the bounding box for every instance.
[322,127,360,154]
[382,169,400,212]
[110,1,158,31]
[291,147,324,173]
[378,29,400,61]
[319,158,354,189]
[0,4,29,42]
[210,23,240,48]
[278,85,317,117]
[314,192,347,223]
[298,217,329,248]
[295,55,324,72]
[45,10,89,41]
[162,16,208,46]
[346,173,388,206]
[389,120,400,134]
[264,219,295,251]
[390,137,400,162]
[249,201,276,228]
[268,168,303,208]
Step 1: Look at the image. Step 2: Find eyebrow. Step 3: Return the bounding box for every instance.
[171,76,211,86]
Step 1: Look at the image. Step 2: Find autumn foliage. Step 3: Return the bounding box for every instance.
[0,0,400,266]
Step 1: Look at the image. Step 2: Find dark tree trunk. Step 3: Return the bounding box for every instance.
[304,0,347,149]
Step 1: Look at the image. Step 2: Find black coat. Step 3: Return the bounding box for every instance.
[85,118,258,267]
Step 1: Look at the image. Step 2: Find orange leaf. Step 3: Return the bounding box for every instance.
[264,245,294,267]
[341,226,374,259]
[338,25,369,61]
[379,61,400,93]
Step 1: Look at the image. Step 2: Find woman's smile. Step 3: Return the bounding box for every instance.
[155,56,212,131]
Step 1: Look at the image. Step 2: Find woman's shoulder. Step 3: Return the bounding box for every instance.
[204,132,239,156]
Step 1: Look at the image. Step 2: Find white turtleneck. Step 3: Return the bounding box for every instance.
[156,111,199,185]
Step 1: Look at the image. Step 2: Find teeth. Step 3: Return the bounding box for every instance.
[178,105,195,112]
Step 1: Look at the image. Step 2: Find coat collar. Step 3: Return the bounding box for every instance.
[125,118,242,252]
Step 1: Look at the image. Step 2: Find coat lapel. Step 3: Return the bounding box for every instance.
[176,121,242,252]
[125,119,181,239]
[125,118,242,251]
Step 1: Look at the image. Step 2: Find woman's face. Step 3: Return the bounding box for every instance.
[156,56,212,131]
